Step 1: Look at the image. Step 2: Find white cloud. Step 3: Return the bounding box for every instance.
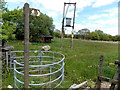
[88,7,118,20]
[95,18,118,25]
[92,0,118,7]
[53,22,62,30]
[5,0,118,18]
[74,13,118,35]
[5,0,118,11]
[74,23,103,31]
[5,0,26,2]
[47,11,58,18]
[104,27,118,36]
[74,22,118,36]
[88,14,109,20]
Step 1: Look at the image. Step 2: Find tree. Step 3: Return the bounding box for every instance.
[102,34,110,41]
[29,13,55,42]
[77,28,90,39]
[95,30,104,40]
[0,0,8,13]
[90,32,99,40]
[2,9,24,40]
[95,30,112,41]
[2,8,55,42]
[112,35,120,41]
[1,1,16,45]
[1,21,16,40]
[54,29,61,38]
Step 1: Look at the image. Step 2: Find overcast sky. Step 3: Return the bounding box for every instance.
[5,0,118,36]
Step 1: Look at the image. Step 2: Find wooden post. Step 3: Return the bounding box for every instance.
[23,3,29,88]
[115,61,120,90]
[71,3,76,48]
[98,55,104,76]
[118,63,120,90]
[60,3,65,48]
[110,71,118,90]
[97,55,104,90]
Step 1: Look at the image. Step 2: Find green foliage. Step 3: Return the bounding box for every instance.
[112,35,120,41]
[77,28,90,39]
[74,29,120,41]
[89,32,99,40]
[29,13,54,42]
[53,32,61,38]
[1,21,16,41]
[2,9,24,40]
[0,1,8,12]
[2,7,55,42]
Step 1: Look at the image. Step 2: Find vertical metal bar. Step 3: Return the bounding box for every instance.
[14,61,16,88]
[39,51,42,73]
[52,52,54,61]
[23,3,29,88]
[72,3,76,30]
[62,61,64,82]
[6,52,8,69]
[50,66,52,88]
[9,51,12,70]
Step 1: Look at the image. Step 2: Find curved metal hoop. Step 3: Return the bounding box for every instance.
[12,50,65,88]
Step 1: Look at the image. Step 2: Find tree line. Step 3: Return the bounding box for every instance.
[54,28,120,41]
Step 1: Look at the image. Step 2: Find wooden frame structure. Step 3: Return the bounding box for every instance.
[97,55,120,90]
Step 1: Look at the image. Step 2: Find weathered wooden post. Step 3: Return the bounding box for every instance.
[23,3,29,88]
[115,61,120,90]
[23,3,40,88]
[97,55,104,90]
[118,62,120,90]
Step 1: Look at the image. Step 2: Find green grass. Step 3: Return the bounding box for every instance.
[2,38,118,88]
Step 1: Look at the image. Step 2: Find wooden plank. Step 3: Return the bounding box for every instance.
[98,76,118,84]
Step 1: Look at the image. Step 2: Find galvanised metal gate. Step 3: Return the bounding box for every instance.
[11,50,65,88]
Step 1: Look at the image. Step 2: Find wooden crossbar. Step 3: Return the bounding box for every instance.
[98,76,118,84]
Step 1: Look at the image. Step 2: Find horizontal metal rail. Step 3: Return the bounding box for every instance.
[13,50,65,88]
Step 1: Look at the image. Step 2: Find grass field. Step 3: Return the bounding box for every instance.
[2,38,118,88]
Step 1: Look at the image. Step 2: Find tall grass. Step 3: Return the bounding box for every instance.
[3,38,118,88]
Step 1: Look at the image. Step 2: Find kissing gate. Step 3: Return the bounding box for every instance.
[9,50,65,88]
